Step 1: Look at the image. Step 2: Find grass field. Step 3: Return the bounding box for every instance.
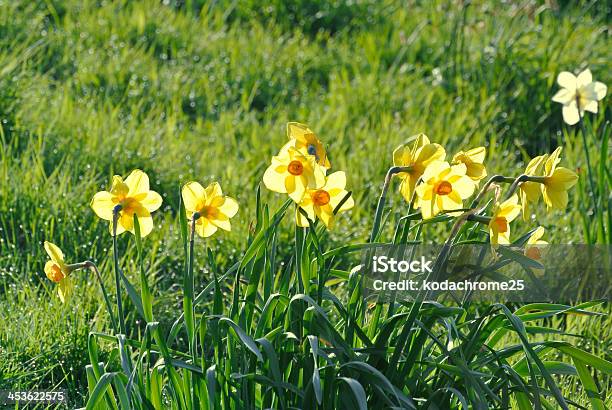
[0,0,610,408]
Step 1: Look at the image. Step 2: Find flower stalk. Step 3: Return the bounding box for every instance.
[576,103,597,211]
[112,205,126,335]
[369,166,412,243]
[84,261,118,334]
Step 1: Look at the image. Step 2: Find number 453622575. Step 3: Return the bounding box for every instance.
[1,390,67,405]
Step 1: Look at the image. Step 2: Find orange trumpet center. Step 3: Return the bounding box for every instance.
[287,160,304,176]
[312,190,331,206]
[435,181,453,196]
[526,246,542,260]
[493,217,508,233]
[47,263,65,283]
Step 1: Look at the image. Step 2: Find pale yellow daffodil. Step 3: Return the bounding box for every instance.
[451,146,487,182]
[181,181,239,238]
[91,169,163,237]
[415,161,475,219]
[519,154,547,221]
[295,171,354,228]
[43,241,73,303]
[540,147,578,211]
[393,134,446,202]
[524,226,548,261]
[552,69,607,125]
[488,194,521,245]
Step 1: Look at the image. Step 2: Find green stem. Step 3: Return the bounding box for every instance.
[369,166,412,243]
[577,100,597,211]
[112,207,126,335]
[185,213,198,359]
[504,174,529,199]
[84,261,119,334]
[469,174,515,208]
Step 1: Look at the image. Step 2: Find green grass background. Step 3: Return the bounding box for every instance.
[0,0,610,406]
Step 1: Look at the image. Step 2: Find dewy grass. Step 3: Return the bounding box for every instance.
[0,1,610,408]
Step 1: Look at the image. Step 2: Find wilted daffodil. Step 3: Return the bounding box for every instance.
[525,226,548,261]
[181,181,239,238]
[393,134,446,202]
[451,147,487,182]
[519,154,547,221]
[263,146,326,202]
[284,122,331,169]
[44,241,73,303]
[91,169,163,237]
[540,147,578,211]
[488,195,521,245]
[295,171,354,228]
[415,161,475,219]
[552,69,607,125]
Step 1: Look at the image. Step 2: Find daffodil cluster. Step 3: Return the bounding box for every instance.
[263,122,354,228]
[391,134,578,246]
[393,134,484,219]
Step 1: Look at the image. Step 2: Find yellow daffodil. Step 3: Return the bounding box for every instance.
[263,146,326,202]
[488,194,521,245]
[91,169,163,237]
[181,181,239,238]
[44,241,73,303]
[451,147,487,182]
[415,161,475,219]
[540,147,578,211]
[552,69,607,125]
[284,122,331,169]
[519,154,547,221]
[524,226,548,261]
[295,171,354,228]
[393,134,446,202]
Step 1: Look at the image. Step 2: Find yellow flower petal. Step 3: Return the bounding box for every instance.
[544,147,562,176]
[562,102,580,125]
[546,167,578,191]
[140,191,163,213]
[57,277,72,304]
[44,241,64,264]
[576,69,592,88]
[125,169,150,197]
[263,163,288,193]
[110,175,129,197]
[542,188,568,210]
[205,182,223,199]
[557,71,576,90]
[182,181,206,213]
[91,191,116,221]
[195,218,218,238]
[218,197,239,218]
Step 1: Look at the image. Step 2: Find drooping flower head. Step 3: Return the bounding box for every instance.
[91,169,163,237]
[263,146,326,202]
[540,147,578,211]
[451,146,487,182]
[43,241,73,303]
[519,154,548,221]
[295,171,354,228]
[524,226,548,261]
[284,122,331,169]
[552,69,607,125]
[488,194,521,245]
[393,134,446,202]
[181,181,239,238]
[415,161,475,219]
